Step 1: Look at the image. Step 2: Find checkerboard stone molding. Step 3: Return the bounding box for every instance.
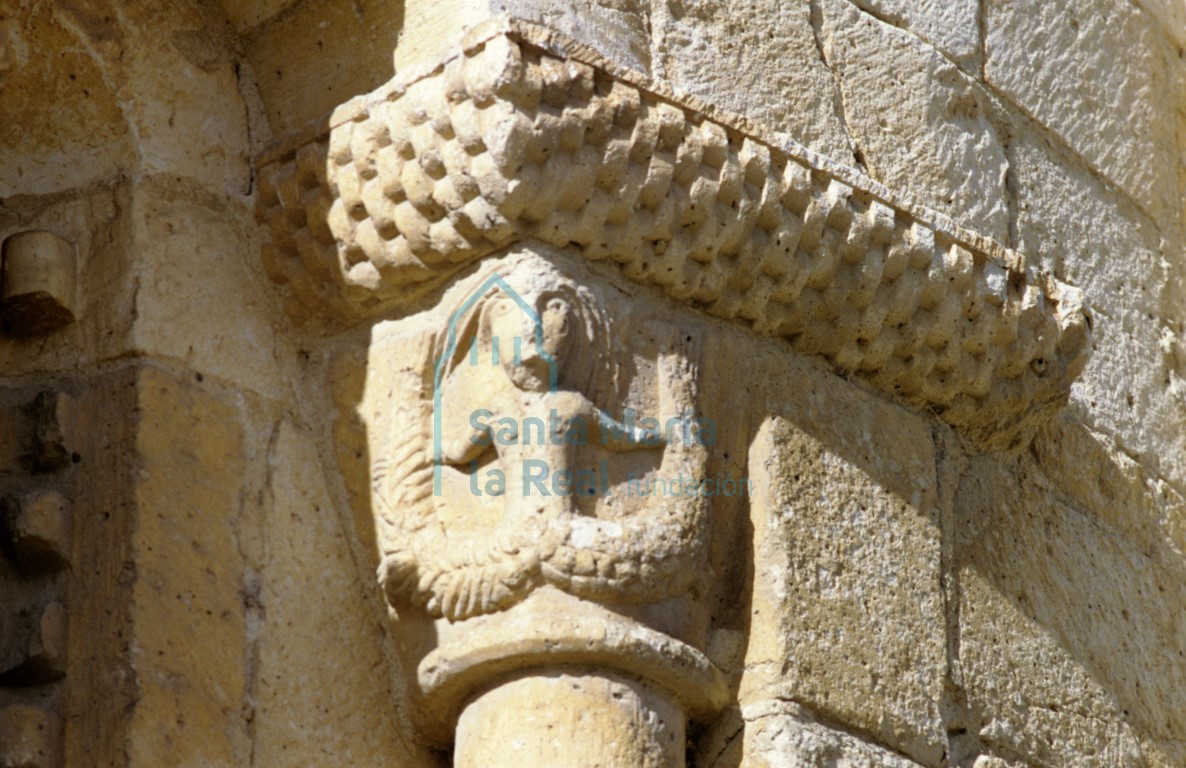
[255,19,1091,450]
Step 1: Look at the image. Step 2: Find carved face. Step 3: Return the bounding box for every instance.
[486,296,574,393]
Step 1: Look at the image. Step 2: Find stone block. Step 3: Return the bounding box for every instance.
[214,0,300,35]
[956,456,1186,766]
[1030,411,1186,569]
[744,339,945,764]
[0,3,133,197]
[0,600,67,685]
[819,0,1010,242]
[251,420,437,767]
[968,758,1026,768]
[27,0,251,196]
[649,0,854,161]
[125,366,252,767]
[4,490,71,573]
[985,0,1181,229]
[497,0,653,76]
[245,0,403,135]
[0,705,62,768]
[127,180,296,401]
[119,3,250,196]
[393,0,653,75]
[849,0,979,69]
[729,699,926,768]
[1008,125,1186,487]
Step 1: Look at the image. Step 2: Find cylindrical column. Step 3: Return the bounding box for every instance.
[454,668,686,768]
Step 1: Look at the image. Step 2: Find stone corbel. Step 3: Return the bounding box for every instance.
[254,18,1093,765]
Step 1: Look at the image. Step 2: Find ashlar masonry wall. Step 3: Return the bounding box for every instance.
[0,2,1182,768]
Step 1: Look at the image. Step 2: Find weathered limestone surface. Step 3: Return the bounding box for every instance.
[252,419,434,767]
[1030,411,1186,586]
[489,0,653,75]
[1131,0,1186,48]
[0,3,134,198]
[957,455,1186,768]
[745,350,945,765]
[649,0,855,162]
[395,0,652,76]
[1008,125,1186,486]
[18,0,253,196]
[126,179,298,402]
[54,373,139,768]
[244,0,404,136]
[846,0,979,70]
[816,0,1010,243]
[985,0,1182,231]
[127,366,254,766]
[726,699,927,768]
[0,704,64,768]
[217,0,301,34]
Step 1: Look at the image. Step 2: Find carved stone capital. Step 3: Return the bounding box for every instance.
[256,18,1096,766]
[336,246,740,763]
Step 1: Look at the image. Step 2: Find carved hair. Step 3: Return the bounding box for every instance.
[427,260,623,417]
